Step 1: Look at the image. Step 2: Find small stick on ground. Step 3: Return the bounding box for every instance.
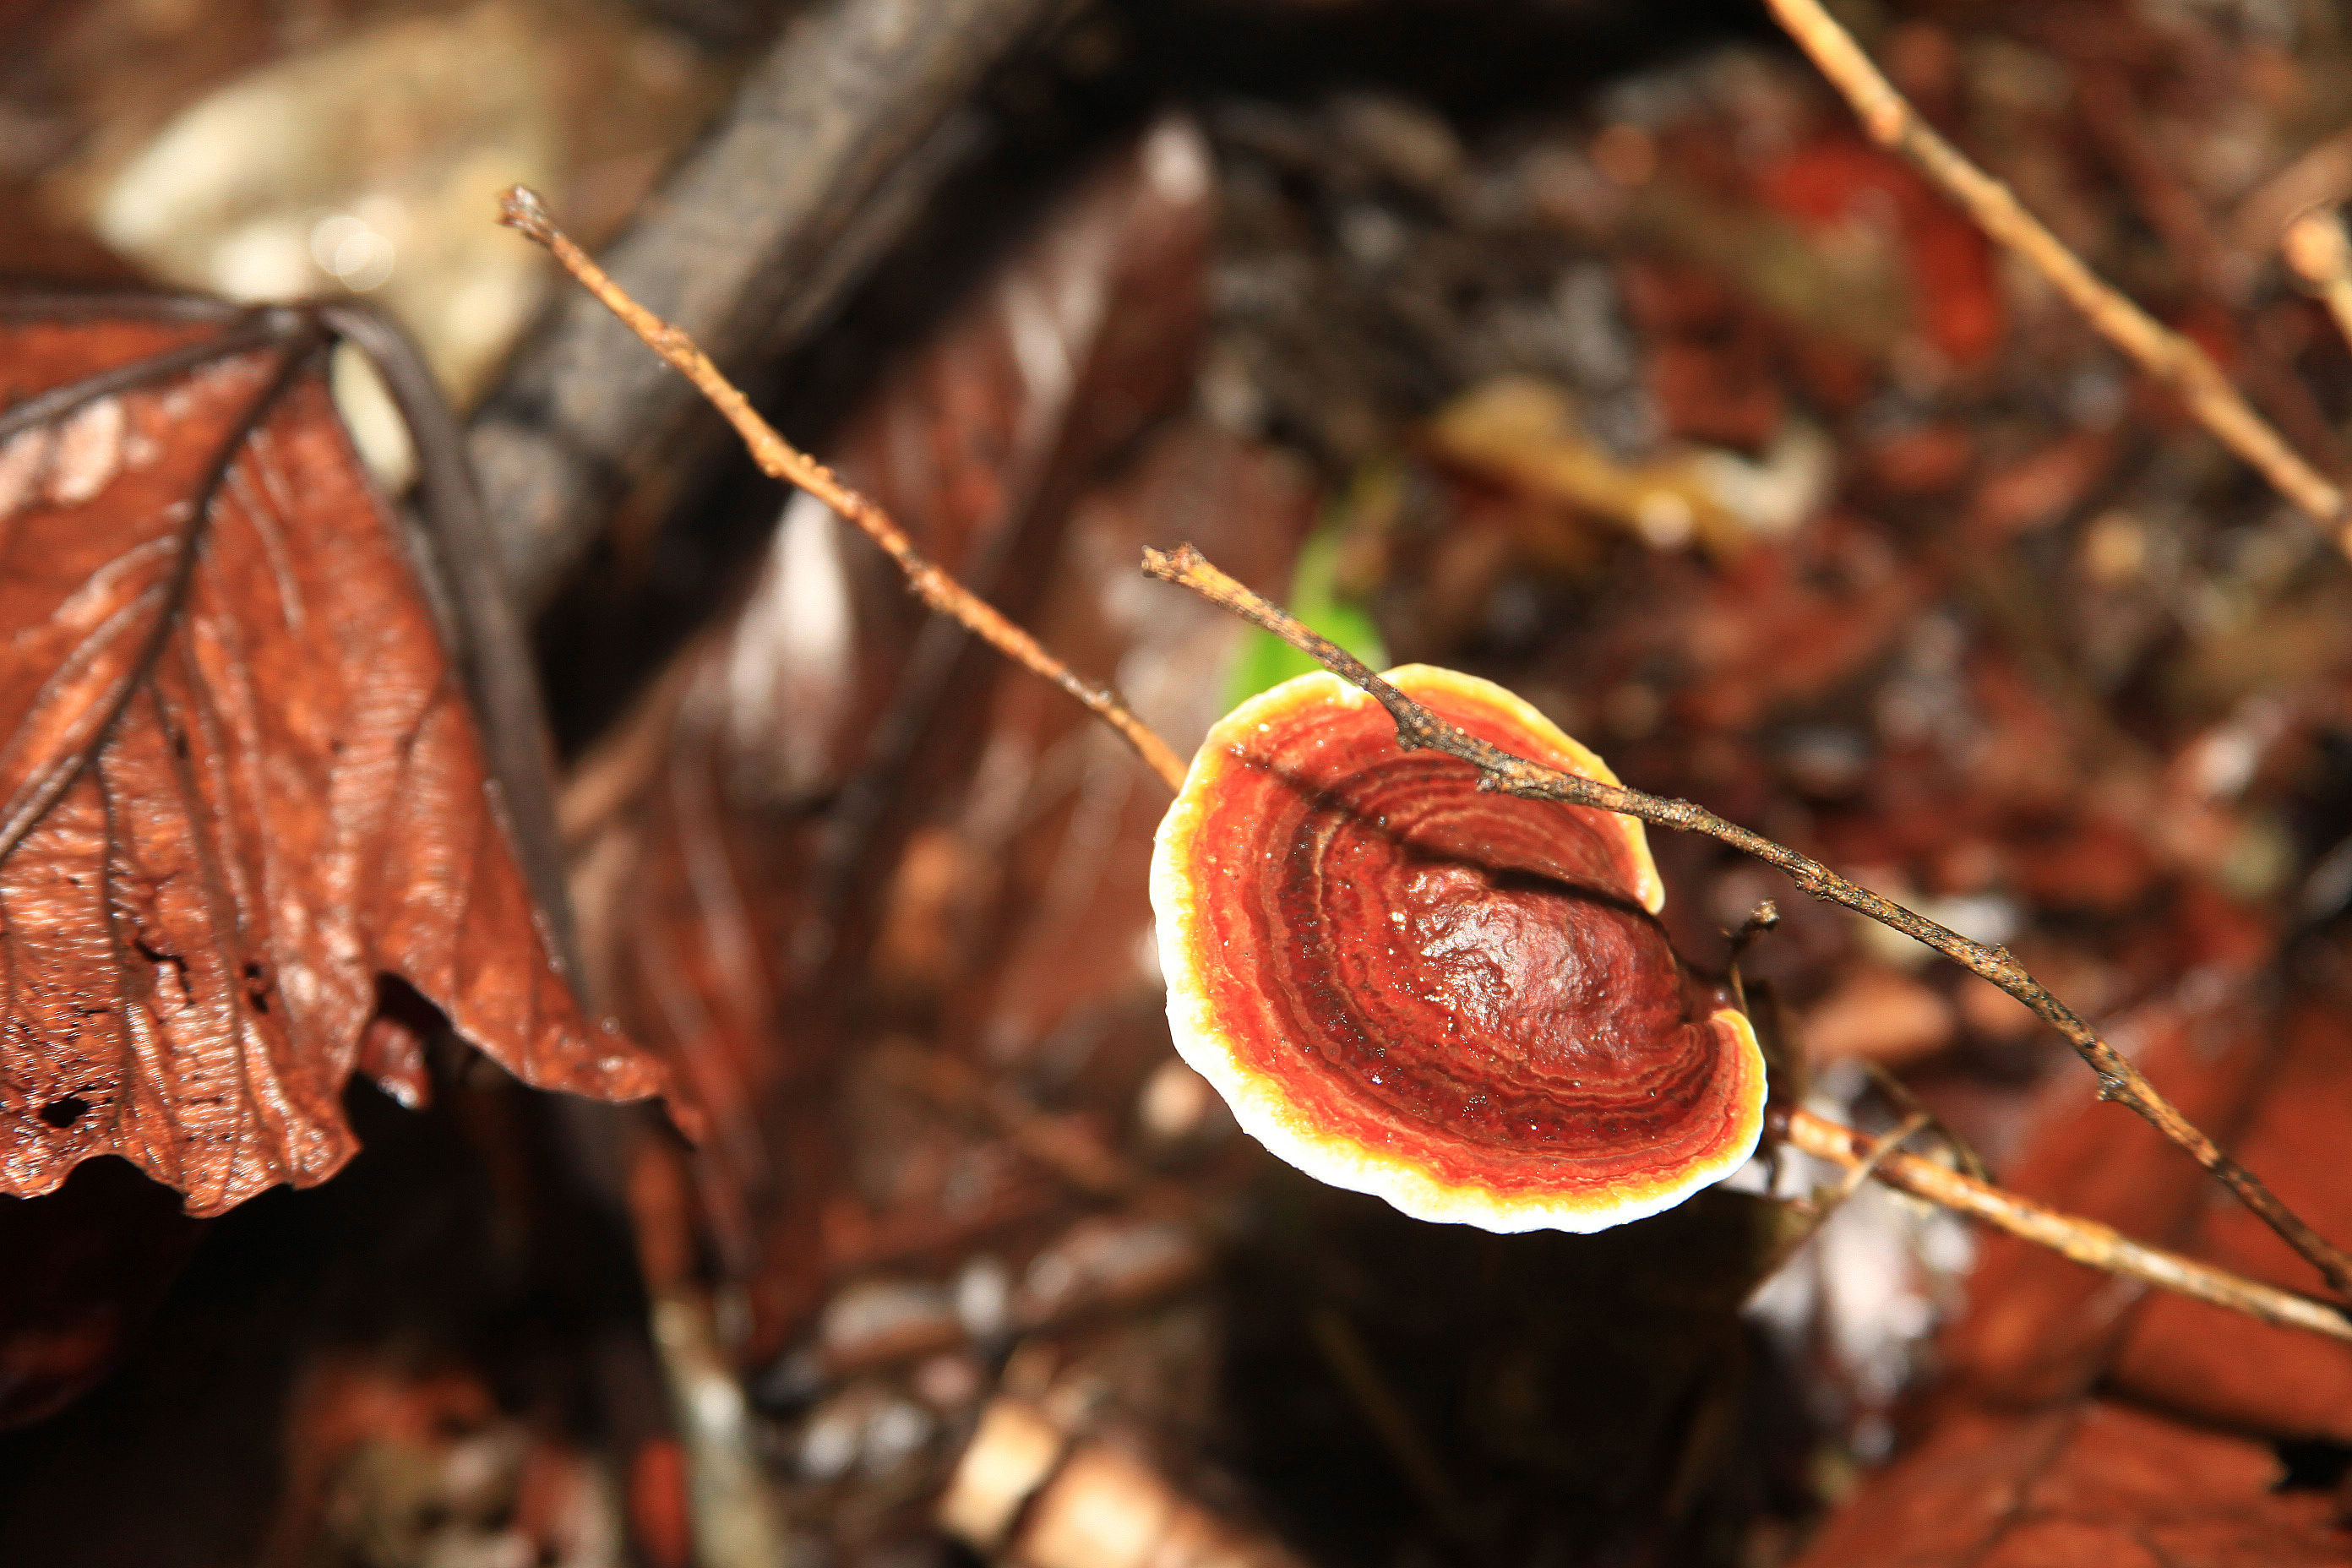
[1141,542,2352,1302]
[1307,1309,1473,1538]
[1763,0,2348,538]
[498,185,1189,793]
[1785,1109,2352,1347]
[471,0,1056,610]
[2284,208,2352,358]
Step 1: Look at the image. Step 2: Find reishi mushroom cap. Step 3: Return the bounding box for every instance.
[1150,665,1766,1234]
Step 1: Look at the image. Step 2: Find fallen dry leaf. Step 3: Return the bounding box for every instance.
[1935,967,2274,1408]
[2105,994,2352,1441]
[939,419,1315,1077]
[1799,964,1957,1066]
[1794,1396,2349,1568]
[0,298,670,1217]
[564,114,1220,1356]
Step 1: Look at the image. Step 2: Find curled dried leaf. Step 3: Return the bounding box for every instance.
[0,302,672,1217]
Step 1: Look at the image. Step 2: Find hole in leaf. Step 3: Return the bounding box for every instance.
[38,1095,89,1128]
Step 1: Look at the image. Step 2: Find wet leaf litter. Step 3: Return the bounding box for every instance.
[3,1,2352,1565]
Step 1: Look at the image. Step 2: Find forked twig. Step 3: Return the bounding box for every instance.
[1141,542,2352,1301]
[495,185,1188,793]
[1785,1109,2352,1345]
[1750,1108,1936,1286]
[1763,0,2348,536]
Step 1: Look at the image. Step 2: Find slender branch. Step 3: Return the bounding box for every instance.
[1726,901,1780,1013]
[1762,0,2347,537]
[1141,542,2352,1301]
[1785,1109,2352,1347]
[2283,207,2352,359]
[496,185,1189,794]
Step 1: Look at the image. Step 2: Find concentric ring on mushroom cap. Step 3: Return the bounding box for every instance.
[1151,664,1766,1233]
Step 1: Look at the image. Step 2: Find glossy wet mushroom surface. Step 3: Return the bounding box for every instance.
[1152,665,1765,1233]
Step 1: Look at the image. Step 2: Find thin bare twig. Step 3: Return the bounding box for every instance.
[496,185,1189,794]
[1763,0,2348,536]
[1749,1106,1926,1288]
[1141,542,2352,1300]
[1785,1109,2352,1346]
[2283,207,2352,358]
[1306,1309,1473,1537]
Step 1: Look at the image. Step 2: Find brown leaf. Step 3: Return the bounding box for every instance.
[1936,967,2274,1408]
[565,114,1220,1354]
[2105,996,2352,1441]
[0,301,670,1217]
[941,419,1316,1074]
[1799,964,1957,1067]
[1794,1398,2348,1568]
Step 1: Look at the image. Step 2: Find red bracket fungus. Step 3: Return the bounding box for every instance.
[1151,666,1767,1233]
